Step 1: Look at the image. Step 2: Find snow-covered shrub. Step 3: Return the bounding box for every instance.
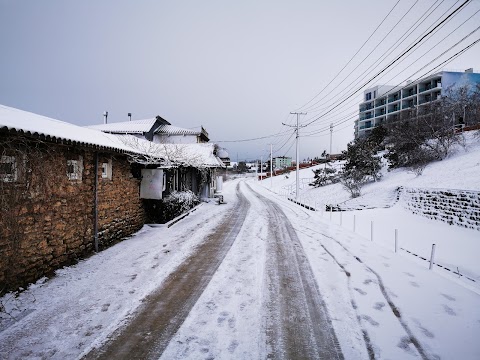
[309,167,339,187]
[161,190,199,221]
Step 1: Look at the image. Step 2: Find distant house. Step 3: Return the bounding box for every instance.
[88,116,210,144]
[216,148,230,167]
[0,105,223,292]
[273,156,292,169]
[88,115,222,200]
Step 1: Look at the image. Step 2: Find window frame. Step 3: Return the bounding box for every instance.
[0,155,17,182]
[66,156,83,181]
[101,159,113,180]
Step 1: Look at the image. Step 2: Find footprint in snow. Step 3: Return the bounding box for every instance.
[442,304,457,316]
[417,323,435,338]
[217,311,229,325]
[228,340,239,353]
[374,302,386,311]
[441,293,456,301]
[397,336,416,355]
[363,279,375,285]
[410,281,420,288]
[101,303,110,312]
[360,315,379,327]
[228,316,236,329]
[404,272,415,278]
[354,287,367,295]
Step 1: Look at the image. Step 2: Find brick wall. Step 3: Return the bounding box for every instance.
[401,187,480,231]
[0,138,145,292]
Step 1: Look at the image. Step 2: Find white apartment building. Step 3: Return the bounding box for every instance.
[355,69,480,138]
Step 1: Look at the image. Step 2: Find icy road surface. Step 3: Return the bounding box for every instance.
[86,182,343,359]
[1,179,479,359]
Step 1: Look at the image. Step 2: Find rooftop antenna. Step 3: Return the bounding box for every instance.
[103,111,108,124]
[128,112,132,121]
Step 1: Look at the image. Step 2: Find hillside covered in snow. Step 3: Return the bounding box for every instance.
[261,131,480,286]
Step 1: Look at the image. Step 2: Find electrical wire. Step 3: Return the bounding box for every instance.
[295,0,403,111]
[301,0,472,128]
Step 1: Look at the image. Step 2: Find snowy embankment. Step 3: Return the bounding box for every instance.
[260,132,480,287]
[252,183,480,360]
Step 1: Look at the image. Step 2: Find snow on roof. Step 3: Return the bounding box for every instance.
[155,124,200,136]
[114,135,224,168]
[0,105,223,168]
[0,104,142,154]
[87,118,159,134]
[216,148,229,159]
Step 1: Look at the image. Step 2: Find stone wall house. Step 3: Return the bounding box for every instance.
[0,105,146,292]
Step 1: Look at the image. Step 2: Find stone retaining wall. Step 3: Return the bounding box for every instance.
[401,187,480,231]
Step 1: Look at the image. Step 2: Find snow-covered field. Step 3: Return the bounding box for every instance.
[1,132,479,359]
[262,132,480,287]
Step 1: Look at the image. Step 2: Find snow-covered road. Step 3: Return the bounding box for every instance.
[1,179,479,359]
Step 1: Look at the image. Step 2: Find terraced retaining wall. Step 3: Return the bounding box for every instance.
[401,187,480,231]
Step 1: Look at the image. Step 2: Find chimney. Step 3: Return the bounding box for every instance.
[128,112,132,121]
[103,111,108,124]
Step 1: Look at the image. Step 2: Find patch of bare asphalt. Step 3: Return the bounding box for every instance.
[247,184,344,360]
[84,183,250,360]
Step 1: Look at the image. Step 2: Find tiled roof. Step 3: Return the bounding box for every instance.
[87,118,159,134]
[154,124,200,136]
[0,105,142,154]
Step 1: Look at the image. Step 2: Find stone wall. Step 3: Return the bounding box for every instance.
[0,138,145,292]
[401,187,480,231]
[97,154,145,248]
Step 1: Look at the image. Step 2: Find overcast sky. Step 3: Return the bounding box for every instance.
[1,0,479,161]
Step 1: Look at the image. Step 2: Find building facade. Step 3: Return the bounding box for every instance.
[273,156,292,169]
[355,69,480,138]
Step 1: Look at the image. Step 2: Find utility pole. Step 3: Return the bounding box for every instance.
[269,144,273,188]
[329,123,333,160]
[286,112,307,200]
[260,156,263,182]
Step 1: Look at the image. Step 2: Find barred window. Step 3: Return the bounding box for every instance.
[67,156,83,181]
[0,155,17,182]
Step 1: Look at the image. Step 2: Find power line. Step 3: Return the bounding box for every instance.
[298,0,466,125]
[300,0,446,117]
[295,0,403,111]
[302,0,472,128]
[301,0,421,113]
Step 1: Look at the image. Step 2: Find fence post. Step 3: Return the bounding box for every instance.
[394,229,398,253]
[371,221,374,242]
[353,215,356,232]
[429,244,436,270]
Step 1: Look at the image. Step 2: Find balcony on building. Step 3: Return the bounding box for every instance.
[388,91,401,103]
[402,86,417,98]
[375,97,387,107]
[387,103,400,113]
[375,107,386,117]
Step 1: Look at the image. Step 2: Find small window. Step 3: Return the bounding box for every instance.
[0,155,17,182]
[67,156,83,181]
[101,159,112,180]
